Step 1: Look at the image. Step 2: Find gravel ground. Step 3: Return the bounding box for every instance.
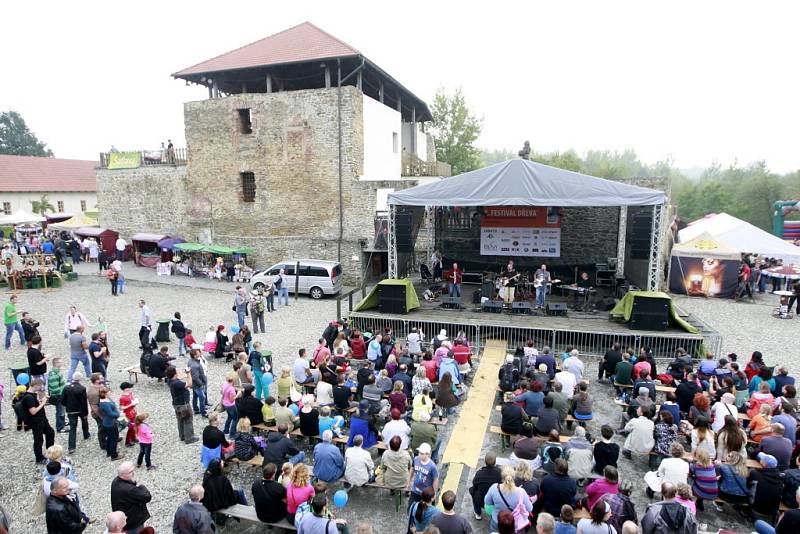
[0,264,787,533]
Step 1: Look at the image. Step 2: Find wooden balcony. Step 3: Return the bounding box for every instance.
[401,153,451,177]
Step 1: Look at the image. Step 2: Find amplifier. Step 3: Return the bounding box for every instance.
[482,300,504,313]
[546,302,568,317]
[512,302,532,315]
[440,296,462,309]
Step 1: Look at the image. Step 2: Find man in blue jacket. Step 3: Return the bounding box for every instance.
[312,430,345,483]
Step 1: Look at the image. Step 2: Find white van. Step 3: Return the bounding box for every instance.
[250,259,343,299]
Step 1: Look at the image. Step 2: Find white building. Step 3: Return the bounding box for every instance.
[0,155,97,217]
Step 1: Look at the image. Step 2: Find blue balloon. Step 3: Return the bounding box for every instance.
[333,490,348,508]
[261,373,274,387]
[230,325,240,334]
[16,373,30,386]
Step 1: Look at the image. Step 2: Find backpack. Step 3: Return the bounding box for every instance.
[293,497,312,528]
[782,468,800,508]
[17,392,37,425]
[500,363,518,392]
[140,350,152,374]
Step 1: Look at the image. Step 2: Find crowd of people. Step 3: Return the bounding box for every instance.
[493,340,800,534]
[5,274,800,534]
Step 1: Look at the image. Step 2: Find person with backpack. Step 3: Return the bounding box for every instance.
[171,312,187,356]
[22,378,56,463]
[250,290,266,334]
[275,269,289,306]
[484,465,532,532]
[499,355,520,393]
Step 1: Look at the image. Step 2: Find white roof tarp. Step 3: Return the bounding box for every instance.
[387,158,667,207]
[670,231,741,260]
[678,213,800,264]
[0,209,46,224]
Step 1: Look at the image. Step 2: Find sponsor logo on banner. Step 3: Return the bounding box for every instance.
[480,205,561,257]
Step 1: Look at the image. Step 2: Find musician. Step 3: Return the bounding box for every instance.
[501,261,517,303]
[573,272,593,310]
[533,264,551,309]
[447,262,463,297]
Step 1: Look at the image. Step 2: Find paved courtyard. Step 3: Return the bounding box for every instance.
[0,263,791,533]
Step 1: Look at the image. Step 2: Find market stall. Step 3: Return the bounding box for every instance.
[132,233,169,267]
[74,227,119,257]
[172,242,255,280]
[48,213,98,230]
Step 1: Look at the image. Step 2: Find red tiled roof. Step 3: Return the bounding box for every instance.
[0,155,97,192]
[173,22,360,77]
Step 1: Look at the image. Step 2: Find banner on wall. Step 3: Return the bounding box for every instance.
[108,151,141,170]
[480,206,561,257]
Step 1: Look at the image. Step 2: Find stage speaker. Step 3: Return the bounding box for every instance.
[546,302,568,316]
[629,296,668,331]
[482,300,504,313]
[481,281,496,299]
[378,284,407,314]
[395,213,414,252]
[440,296,462,309]
[512,301,532,315]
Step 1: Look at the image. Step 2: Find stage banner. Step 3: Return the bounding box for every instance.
[108,151,141,169]
[480,206,561,257]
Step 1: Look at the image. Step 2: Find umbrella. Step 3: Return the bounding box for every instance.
[205,245,235,255]
[158,237,186,250]
[763,265,800,280]
[233,247,256,255]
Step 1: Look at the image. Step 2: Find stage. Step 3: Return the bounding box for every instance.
[348,280,720,359]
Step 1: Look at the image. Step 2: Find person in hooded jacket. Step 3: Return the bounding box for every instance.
[201,458,240,514]
[640,481,697,534]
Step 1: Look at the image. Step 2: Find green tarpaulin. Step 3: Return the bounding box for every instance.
[174,242,206,252]
[233,247,256,254]
[354,279,420,313]
[609,291,698,334]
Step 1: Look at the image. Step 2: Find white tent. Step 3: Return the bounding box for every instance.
[0,209,46,224]
[678,212,800,264]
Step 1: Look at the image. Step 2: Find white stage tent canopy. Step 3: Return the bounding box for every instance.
[678,213,800,264]
[0,209,46,224]
[387,159,667,207]
[384,159,668,288]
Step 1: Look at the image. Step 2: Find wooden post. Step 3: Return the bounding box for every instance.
[208,85,213,99]
[411,106,417,154]
[241,82,247,94]
[324,65,331,89]
[396,95,401,112]
[357,70,362,91]
[266,73,272,93]
[212,80,219,98]
[379,80,384,103]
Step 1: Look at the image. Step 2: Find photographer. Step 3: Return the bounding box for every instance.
[22,378,55,464]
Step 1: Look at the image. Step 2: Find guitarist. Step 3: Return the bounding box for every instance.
[501,261,518,304]
[533,264,551,309]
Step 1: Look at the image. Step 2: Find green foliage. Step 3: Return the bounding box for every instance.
[0,111,53,157]
[30,194,55,215]
[481,148,516,166]
[431,88,483,175]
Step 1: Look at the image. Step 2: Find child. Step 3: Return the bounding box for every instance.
[12,384,28,430]
[135,413,155,470]
[555,504,576,534]
[675,483,697,515]
[48,357,67,433]
[344,370,358,390]
[45,445,77,484]
[184,328,197,353]
[689,448,720,511]
[261,396,276,427]
[278,462,293,488]
[317,406,345,438]
[118,382,139,447]
[277,368,293,400]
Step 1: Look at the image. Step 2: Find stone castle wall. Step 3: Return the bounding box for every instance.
[96,165,187,238]
[96,87,417,285]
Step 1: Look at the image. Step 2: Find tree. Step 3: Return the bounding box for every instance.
[480,148,516,166]
[30,194,55,215]
[0,111,53,157]
[430,88,482,175]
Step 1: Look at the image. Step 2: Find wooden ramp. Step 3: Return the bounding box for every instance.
[440,339,507,468]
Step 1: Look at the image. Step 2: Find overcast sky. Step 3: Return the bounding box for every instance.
[2,1,798,173]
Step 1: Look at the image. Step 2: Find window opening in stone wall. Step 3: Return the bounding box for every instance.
[241,172,256,202]
[237,108,252,134]
[57,200,64,212]
[2,202,10,215]
[80,200,87,212]
[392,132,398,153]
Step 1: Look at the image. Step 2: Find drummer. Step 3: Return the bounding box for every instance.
[573,271,593,310]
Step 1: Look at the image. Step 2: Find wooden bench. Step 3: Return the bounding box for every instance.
[363,482,407,512]
[227,456,263,470]
[216,503,297,531]
[122,366,140,383]
[614,382,675,394]
[488,425,568,450]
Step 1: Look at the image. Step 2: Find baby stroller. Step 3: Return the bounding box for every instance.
[420,263,433,283]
